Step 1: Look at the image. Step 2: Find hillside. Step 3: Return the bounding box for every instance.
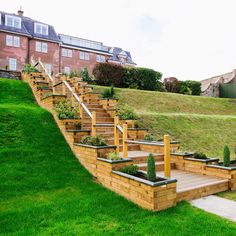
[1,78,236,235]
[94,86,236,157]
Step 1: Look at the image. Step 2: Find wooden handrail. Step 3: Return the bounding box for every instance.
[63,80,92,118]
[164,135,171,178]
[114,116,120,154]
[122,124,128,158]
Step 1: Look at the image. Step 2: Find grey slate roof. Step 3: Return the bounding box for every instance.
[109,47,136,65]
[0,11,60,42]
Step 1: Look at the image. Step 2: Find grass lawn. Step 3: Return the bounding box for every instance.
[94,86,236,157]
[218,191,236,201]
[1,78,236,235]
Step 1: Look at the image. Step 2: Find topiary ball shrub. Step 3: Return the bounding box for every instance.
[147,153,156,181]
[223,145,230,167]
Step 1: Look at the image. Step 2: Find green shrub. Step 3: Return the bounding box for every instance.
[144,134,154,141]
[179,81,201,96]
[120,165,139,175]
[147,153,156,181]
[92,63,163,91]
[55,100,79,119]
[193,152,208,159]
[164,77,180,93]
[223,145,230,167]
[117,104,138,120]
[69,70,80,78]
[101,86,116,99]
[80,68,93,83]
[22,64,39,73]
[80,135,107,146]
[107,152,120,160]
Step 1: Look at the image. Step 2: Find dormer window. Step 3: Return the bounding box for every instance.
[34,23,48,35]
[5,15,21,29]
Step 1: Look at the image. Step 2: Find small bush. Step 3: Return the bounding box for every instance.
[223,145,230,167]
[80,135,107,146]
[193,152,208,159]
[117,104,138,120]
[101,86,116,99]
[107,152,120,160]
[164,77,180,93]
[55,100,79,119]
[120,165,139,175]
[80,68,93,83]
[147,153,156,181]
[144,134,154,141]
[22,64,39,73]
[69,70,80,78]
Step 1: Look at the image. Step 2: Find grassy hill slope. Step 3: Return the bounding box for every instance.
[1,78,236,235]
[94,86,236,157]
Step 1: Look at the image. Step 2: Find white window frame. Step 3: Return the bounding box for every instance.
[64,66,71,74]
[34,23,48,35]
[0,13,2,25]
[6,35,20,47]
[45,64,52,75]
[96,55,105,63]
[62,48,72,57]
[35,41,48,53]
[80,51,89,61]
[9,58,17,71]
[5,15,21,29]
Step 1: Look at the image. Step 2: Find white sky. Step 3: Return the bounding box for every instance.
[2,0,236,81]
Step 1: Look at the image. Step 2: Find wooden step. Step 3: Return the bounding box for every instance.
[119,144,140,152]
[137,161,175,171]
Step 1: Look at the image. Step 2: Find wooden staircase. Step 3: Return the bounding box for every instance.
[23,64,230,203]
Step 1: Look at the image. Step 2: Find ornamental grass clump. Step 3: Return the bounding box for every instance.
[107,152,120,160]
[144,134,154,141]
[120,165,139,175]
[193,152,208,160]
[117,104,138,120]
[101,86,116,99]
[147,153,156,181]
[223,145,230,167]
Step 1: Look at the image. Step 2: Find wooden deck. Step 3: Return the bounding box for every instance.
[158,170,229,202]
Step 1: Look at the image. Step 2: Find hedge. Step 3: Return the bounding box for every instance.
[92,63,163,91]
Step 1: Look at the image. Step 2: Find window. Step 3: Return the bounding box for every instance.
[9,58,17,71]
[6,35,20,47]
[45,64,52,75]
[80,51,89,61]
[35,41,48,53]
[62,48,72,57]
[0,13,1,25]
[5,15,21,29]
[96,55,105,63]
[64,67,70,74]
[34,23,48,35]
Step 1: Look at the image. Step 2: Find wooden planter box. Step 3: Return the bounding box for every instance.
[171,152,219,173]
[205,162,236,190]
[110,171,177,211]
[119,119,136,128]
[40,94,67,111]
[73,144,116,176]
[57,118,81,130]
[99,99,118,109]
[127,128,148,140]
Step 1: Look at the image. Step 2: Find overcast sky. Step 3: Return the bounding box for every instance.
[2,0,236,81]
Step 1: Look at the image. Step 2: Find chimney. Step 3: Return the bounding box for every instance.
[17,6,24,16]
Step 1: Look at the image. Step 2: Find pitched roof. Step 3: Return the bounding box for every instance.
[109,47,136,65]
[0,11,60,42]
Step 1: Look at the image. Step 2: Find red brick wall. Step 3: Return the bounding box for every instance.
[29,39,60,74]
[0,32,28,71]
[60,47,109,74]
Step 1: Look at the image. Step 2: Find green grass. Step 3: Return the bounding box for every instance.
[1,78,236,235]
[94,86,236,157]
[218,191,236,201]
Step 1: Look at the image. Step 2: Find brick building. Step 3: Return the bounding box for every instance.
[0,10,135,75]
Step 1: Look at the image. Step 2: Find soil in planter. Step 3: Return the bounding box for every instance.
[133,172,166,182]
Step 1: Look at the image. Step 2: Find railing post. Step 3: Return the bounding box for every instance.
[114,116,119,154]
[79,104,83,121]
[92,111,96,136]
[62,82,66,96]
[164,135,171,178]
[123,124,128,158]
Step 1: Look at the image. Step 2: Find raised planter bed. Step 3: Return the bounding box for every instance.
[205,160,236,190]
[119,119,136,128]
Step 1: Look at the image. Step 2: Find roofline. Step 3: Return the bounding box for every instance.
[61,44,113,56]
[0,29,30,37]
[108,59,136,65]
[33,36,60,44]
[58,33,103,45]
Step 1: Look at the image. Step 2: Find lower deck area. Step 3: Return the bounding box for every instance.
[158,170,229,201]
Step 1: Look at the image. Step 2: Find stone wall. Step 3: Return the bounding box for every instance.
[0,69,22,80]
